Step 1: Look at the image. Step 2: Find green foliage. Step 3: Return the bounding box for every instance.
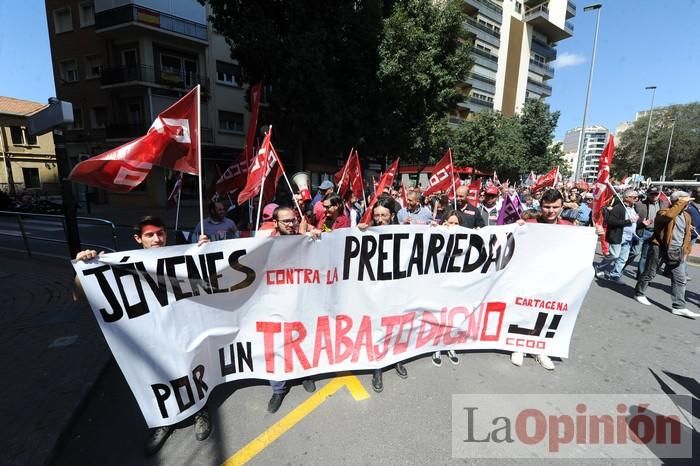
[449,99,564,180]
[615,102,700,180]
[377,0,473,162]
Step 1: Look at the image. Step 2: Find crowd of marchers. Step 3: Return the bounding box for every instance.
[72,178,699,456]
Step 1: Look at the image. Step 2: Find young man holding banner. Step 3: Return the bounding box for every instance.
[512,189,572,371]
[74,216,212,455]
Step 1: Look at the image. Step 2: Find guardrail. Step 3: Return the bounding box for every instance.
[0,211,118,257]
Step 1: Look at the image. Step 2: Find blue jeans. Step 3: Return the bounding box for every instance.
[635,245,687,309]
[597,242,621,275]
[627,229,654,278]
[609,240,633,279]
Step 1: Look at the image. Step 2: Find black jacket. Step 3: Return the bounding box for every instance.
[603,201,634,245]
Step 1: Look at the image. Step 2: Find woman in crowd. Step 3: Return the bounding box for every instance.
[358,196,409,392]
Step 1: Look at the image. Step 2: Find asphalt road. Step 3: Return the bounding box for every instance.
[50,259,700,466]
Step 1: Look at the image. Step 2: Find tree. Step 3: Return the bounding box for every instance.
[203,1,384,167]
[448,99,565,180]
[518,99,565,175]
[614,102,700,181]
[449,111,527,180]
[376,0,473,162]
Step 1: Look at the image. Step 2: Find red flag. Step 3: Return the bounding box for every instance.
[467,179,481,207]
[592,135,615,226]
[69,86,199,191]
[423,149,455,196]
[575,179,590,192]
[166,172,183,209]
[335,149,365,200]
[238,127,273,204]
[400,180,408,206]
[531,166,559,193]
[658,191,670,206]
[360,158,399,224]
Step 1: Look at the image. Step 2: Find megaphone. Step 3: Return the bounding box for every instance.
[292,172,312,202]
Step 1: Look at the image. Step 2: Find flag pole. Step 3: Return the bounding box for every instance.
[337,147,353,194]
[196,85,205,237]
[255,127,271,235]
[449,148,457,210]
[175,174,182,231]
[272,144,304,218]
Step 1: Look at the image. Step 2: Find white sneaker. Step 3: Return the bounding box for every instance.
[671,308,700,319]
[635,295,652,306]
[595,270,606,279]
[510,352,524,367]
[535,354,555,371]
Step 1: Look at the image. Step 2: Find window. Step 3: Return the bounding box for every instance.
[476,43,492,54]
[79,2,94,27]
[53,7,73,34]
[219,111,244,133]
[25,130,37,146]
[70,108,83,130]
[216,61,242,87]
[161,54,182,74]
[10,126,23,145]
[22,168,40,189]
[60,59,78,82]
[91,106,108,129]
[85,55,102,79]
[515,2,522,13]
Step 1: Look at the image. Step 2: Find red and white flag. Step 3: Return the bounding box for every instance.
[592,135,615,226]
[166,172,184,209]
[423,149,455,196]
[360,158,399,224]
[524,171,536,186]
[493,170,501,186]
[531,166,559,193]
[335,149,365,200]
[237,127,284,205]
[214,83,263,196]
[467,179,481,207]
[70,86,199,192]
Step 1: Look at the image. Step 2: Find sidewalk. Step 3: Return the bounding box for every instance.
[0,251,110,466]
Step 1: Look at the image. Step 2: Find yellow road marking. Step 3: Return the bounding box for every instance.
[222,375,369,466]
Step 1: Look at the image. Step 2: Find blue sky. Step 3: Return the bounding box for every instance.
[2,0,699,141]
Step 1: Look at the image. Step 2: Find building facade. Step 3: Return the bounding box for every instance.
[0,97,59,195]
[457,0,574,120]
[563,125,609,182]
[45,0,253,207]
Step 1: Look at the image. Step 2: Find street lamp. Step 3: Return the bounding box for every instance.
[661,118,676,182]
[574,3,603,182]
[637,85,657,183]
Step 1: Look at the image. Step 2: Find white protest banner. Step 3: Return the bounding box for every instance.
[73,224,596,427]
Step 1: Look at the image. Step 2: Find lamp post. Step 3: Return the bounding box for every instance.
[637,85,657,184]
[574,3,603,182]
[661,118,676,182]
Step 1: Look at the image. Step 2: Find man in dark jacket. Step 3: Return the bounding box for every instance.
[635,191,698,318]
[595,190,639,283]
[626,186,669,278]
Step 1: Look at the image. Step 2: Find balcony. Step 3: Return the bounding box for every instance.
[463,0,502,21]
[567,1,576,18]
[524,4,572,41]
[105,123,149,140]
[529,58,555,77]
[201,127,214,144]
[95,4,207,43]
[464,16,501,41]
[470,46,499,62]
[467,96,494,110]
[527,78,553,96]
[101,64,209,94]
[524,0,547,6]
[531,37,557,60]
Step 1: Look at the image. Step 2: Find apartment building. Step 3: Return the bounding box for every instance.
[45,0,252,207]
[0,97,59,195]
[563,125,609,182]
[457,0,575,120]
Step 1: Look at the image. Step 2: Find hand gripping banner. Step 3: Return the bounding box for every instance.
[73,224,596,427]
